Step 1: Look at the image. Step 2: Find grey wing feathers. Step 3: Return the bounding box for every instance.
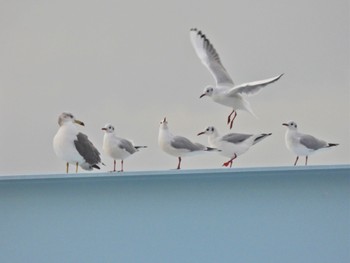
[171,136,204,152]
[299,135,328,150]
[229,73,283,96]
[74,133,101,165]
[118,139,138,155]
[253,133,272,145]
[190,28,234,86]
[222,133,253,144]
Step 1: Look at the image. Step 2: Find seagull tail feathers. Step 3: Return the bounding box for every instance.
[253,133,272,145]
[206,147,221,152]
[327,143,339,148]
[135,146,147,149]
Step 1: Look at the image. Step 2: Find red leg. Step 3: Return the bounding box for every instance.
[294,156,299,166]
[177,157,182,170]
[222,154,237,168]
[121,160,124,172]
[113,160,116,172]
[229,111,237,129]
[222,160,233,167]
[227,109,235,124]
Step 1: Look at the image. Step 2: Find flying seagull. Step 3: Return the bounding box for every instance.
[198,126,271,167]
[102,124,147,172]
[53,112,102,173]
[190,28,283,128]
[282,121,339,165]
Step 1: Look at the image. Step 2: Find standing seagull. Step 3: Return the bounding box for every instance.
[53,112,102,173]
[158,117,218,169]
[102,124,147,172]
[190,28,283,129]
[198,126,271,167]
[282,121,339,166]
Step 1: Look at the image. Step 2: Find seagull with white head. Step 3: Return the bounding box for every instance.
[190,28,283,129]
[158,117,218,169]
[102,124,147,172]
[282,121,339,165]
[53,112,102,173]
[198,126,272,167]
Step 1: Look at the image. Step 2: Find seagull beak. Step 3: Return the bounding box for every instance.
[282,123,288,127]
[74,120,85,126]
[199,93,206,99]
[197,131,205,136]
[101,127,107,131]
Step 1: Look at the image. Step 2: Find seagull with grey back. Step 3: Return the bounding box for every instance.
[158,117,218,169]
[282,121,339,165]
[102,124,147,172]
[190,28,283,129]
[198,126,272,167]
[53,112,103,173]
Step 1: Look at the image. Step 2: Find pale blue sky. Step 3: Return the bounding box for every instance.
[0,0,349,175]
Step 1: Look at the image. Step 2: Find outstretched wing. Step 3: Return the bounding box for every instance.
[228,74,283,96]
[190,28,234,86]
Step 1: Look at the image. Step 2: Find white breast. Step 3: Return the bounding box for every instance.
[53,125,85,164]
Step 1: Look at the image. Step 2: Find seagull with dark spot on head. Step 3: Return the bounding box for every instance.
[190,28,283,129]
[158,117,218,169]
[198,126,272,167]
[282,121,339,166]
[102,124,147,172]
[53,112,103,173]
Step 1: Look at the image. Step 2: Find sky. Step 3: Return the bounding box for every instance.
[0,0,349,175]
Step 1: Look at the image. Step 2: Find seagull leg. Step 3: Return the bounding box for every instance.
[305,156,308,166]
[222,154,237,168]
[227,109,235,124]
[177,157,182,170]
[66,163,69,174]
[113,160,116,172]
[229,111,237,129]
[120,160,124,172]
[75,163,79,173]
[222,160,232,167]
[294,156,299,166]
